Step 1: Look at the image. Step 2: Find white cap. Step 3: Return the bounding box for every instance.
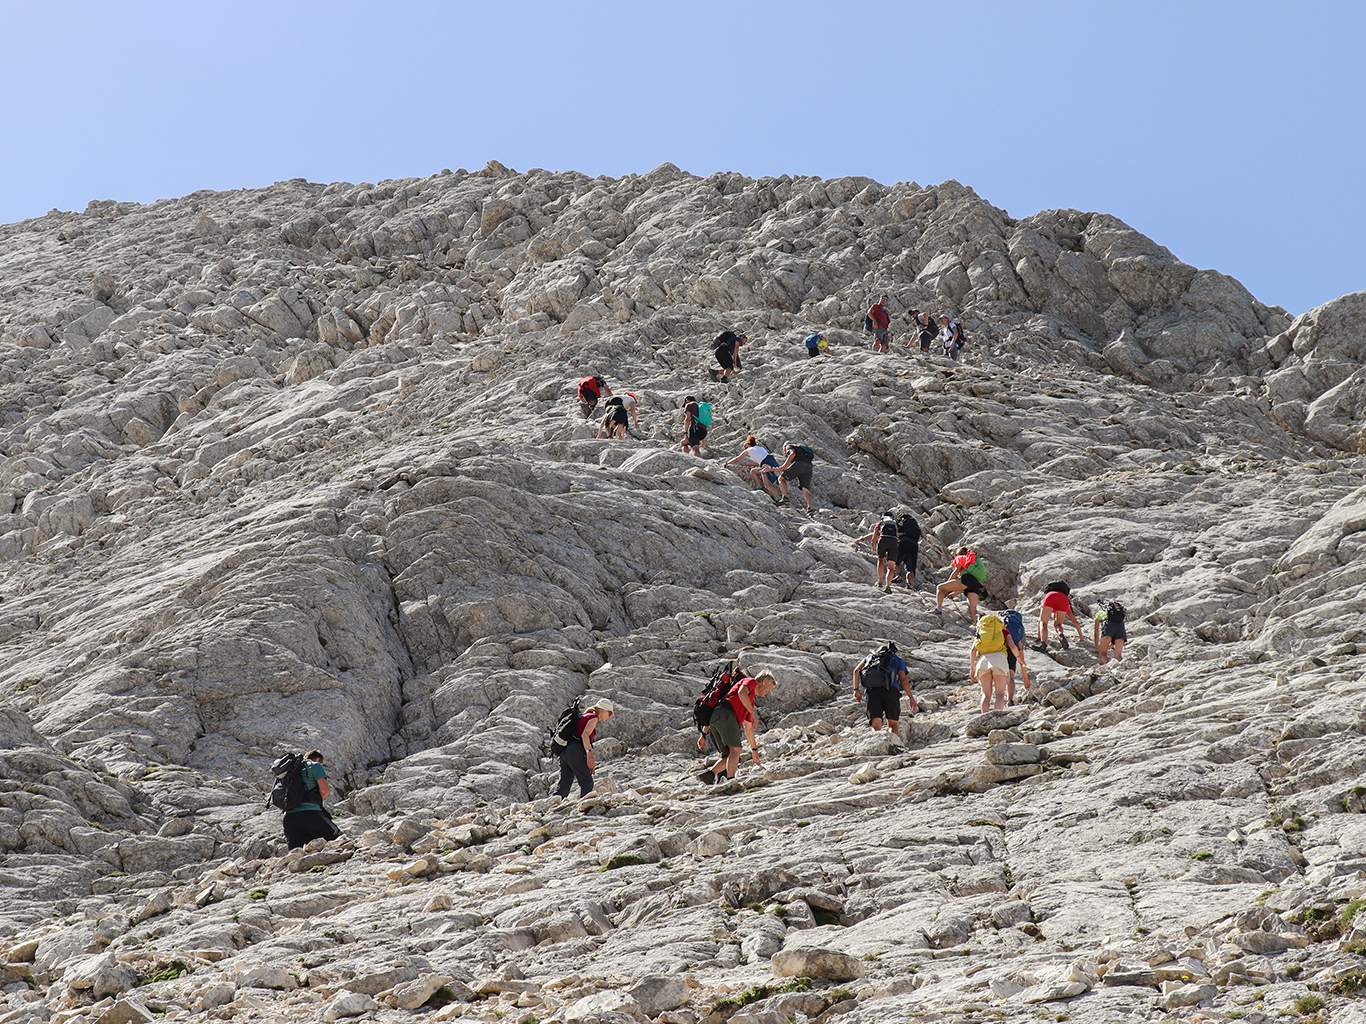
[591,699,614,714]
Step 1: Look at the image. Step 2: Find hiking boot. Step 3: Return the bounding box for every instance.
[698,770,716,785]
[1058,635,1070,650]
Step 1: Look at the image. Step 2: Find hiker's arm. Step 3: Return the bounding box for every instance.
[317,777,331,800]
[1068,611,1085,639]
[899,670,918,712]
[968,646,978,682]
[776,454,795,471]
[853,531,874,548]
[743,719,761,764]
[852,664,862,700]
[582,719,597,771]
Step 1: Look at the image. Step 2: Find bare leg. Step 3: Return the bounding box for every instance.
[1113,638,1125,661]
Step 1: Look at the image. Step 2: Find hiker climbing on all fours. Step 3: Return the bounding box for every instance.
[726,434,782,501]
[868,294,892,352]
[1036,580,1086,650]
[853,511,900,593]
[698,671,776,787]
[935,546,987,621]
[712,330,745,382]
[576,374,612,418]
[1094,599,1129,664]
[852,641,917,736]
[680,395,711,456]
[772,442,815,509]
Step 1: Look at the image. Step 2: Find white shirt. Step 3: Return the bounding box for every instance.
[743,444,770,464]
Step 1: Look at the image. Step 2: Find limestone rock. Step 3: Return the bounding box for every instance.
[771,947,864,981]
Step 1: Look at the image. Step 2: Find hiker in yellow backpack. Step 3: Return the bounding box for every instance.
[970,612,1023,712]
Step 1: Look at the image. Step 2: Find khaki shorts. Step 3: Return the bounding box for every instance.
[976,651,1009,675]
[710,703,743,749]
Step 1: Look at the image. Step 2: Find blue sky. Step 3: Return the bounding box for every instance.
[3,1,1361,316]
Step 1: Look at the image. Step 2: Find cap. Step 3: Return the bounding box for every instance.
[591,699,614,714]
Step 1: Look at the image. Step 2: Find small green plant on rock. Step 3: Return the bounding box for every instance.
[247,889,268,900]
[1190,851,1214,861]
[1293,994,1324,1014]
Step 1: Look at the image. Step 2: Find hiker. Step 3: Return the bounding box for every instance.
[726,435,782,500]
[1038,582,1086,649]
[853,511,900,592]
[577,375,611,418]
[606,390,640,429]
[1002,607,1030,703]
[939,316,962,361]
[935,547,987,621]
[804,332,828,358]
[598,397,630,439]
[699,671,776,785]
[773,442,814,508]
[914,311,937,355]
[282,749,341,850]
[971,613,1023,712]
[556,699,614,799]
[681,395,710,456]
[852,642,917,734]
[892,509,921,589]
[868,295,891,352]
[1095,600,1128,663]
[714,331,745,382]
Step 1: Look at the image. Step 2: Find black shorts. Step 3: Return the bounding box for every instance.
[877,537,899,561]
[688,424,708,446]
[1102,620,1127,641]
[962,574,985,596]
[866,687,901,723]
[782,464,813,490]
[604,406,628,428]
[716,347,735,370]
[1006,649,1017,672]
[919,330,935,350]
[898,540,919,572]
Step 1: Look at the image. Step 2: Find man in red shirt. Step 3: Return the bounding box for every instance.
[868,295,891,352]
[699,671,776,785]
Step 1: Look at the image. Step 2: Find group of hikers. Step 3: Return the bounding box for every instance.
[866,294,966,361]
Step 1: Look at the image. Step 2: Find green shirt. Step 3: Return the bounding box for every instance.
[286,760,326,814]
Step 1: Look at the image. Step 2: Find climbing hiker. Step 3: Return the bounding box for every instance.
[853,511,900,592]
[914,310,936,356]
[892,509,921,589]
[852,641,917,735]
[278,749,341,850]
[939,316,962,362]
[713,331,745,382]
[773,442,815,509]
[1095,599,1128,664]
[1037,581,1085,649]
[699,671,776,785]
[577,375,611,418]
[935,547,987,621]
[970,613,1022,712]
[681,395,711,456]
[868,295,891,352]
[726,435,782,500]
[1001,607,1030,703]
[804,332,828,359]
[598,397,630,440]
[556,699,614,799]
[607,390,640,430]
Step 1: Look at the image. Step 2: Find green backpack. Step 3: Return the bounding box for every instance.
[697,402,713,427]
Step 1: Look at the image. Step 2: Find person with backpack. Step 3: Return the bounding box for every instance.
[852,641,917,734]
[598,397,630,440]
[892,509,921,589]
[804,332,829,359]
[935,547,987,621]
[713,331,745,382]
[555,699,614,799]
[868,295,891,352]
[577,375,611,418]
[277,749,341,850]
[852,511,900,592]
[1037,581,1085,649]
[698,671,777,785]
[772,442,815,508]
[915,311,937,356]
[1001,607,1030,703]
[681,395,710,456]
[1094,600,1128,664]
[939,316,962,362]
[971,613,1023,712]
[726,435,782,500]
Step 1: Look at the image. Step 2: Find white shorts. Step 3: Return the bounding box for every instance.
[976,651,1009,675]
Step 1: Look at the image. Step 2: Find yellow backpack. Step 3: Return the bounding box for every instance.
[976,613,1006,654]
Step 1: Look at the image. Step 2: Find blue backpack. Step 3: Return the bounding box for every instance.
[696,402,713,427]
[1001,609,1025,648]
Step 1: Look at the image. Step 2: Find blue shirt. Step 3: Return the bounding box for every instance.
[286,760,327,814]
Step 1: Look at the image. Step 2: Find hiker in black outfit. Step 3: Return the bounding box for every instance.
[713,332,745,382]
[853,512,900,592]
[598,396,630,439]
[916,312,937,356]
[852,642,917,734]
[556,699,614,799]
[681,395,709,456]
[891,509,921,589]
[282,749,341,850]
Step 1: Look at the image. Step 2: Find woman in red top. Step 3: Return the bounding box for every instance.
[699,671,776,785]
[555,699,614,799]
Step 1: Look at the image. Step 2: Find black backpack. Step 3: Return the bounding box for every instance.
[790,443,815,462]
[269,752,312,812]
[1044,580,1071,597]
[879,513,898,539]
[693,662,738,733]
[551,696,585,751]
[861,644,897,689]
[1106,600,1126,623]
[714,331,740,351]
[863,315,874,332]
[953,322,967,349]
[895,513,921,543]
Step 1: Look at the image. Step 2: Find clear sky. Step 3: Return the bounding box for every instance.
[3,1,1361,316]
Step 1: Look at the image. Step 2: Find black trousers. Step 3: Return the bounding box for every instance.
[556,741,593,798]
[283,808,340,850]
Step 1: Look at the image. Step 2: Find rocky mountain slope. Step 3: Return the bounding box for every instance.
[0,162,1362,1024]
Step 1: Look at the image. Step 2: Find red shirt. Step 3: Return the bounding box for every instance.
[869,303,890,330]
[574,711,597,739]
[726,678,758,724]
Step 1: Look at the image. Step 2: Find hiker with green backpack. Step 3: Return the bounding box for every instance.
[852,641,917,734]
[681,395,712,456]
[935,547,987,621]
[970,613,1023,712]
